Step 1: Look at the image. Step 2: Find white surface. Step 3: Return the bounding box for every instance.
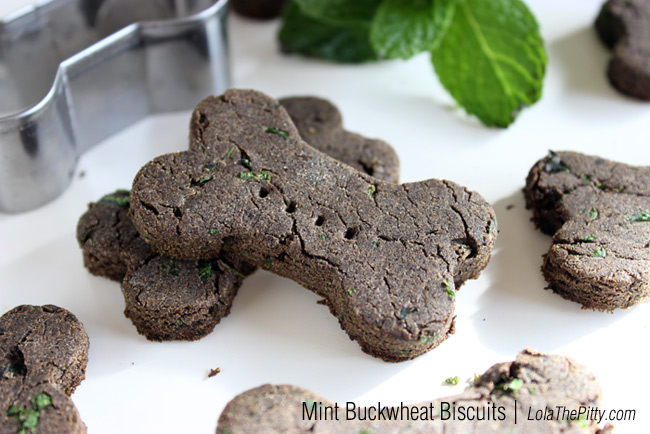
[2,1,650,433]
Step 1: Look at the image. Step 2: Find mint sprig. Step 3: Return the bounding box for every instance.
[430,0,546,127]
[279,0,546,127]
[279,1,378,63]
[293,0,382,24]
[369,0,447,59]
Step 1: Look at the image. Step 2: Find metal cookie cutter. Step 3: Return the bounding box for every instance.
[0,0,230,213]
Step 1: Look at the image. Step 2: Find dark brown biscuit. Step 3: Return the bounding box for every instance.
[76,190,154,282]
[130,89,497,361]
[216,349,613,434]
[1,305,89,433]
[77,192,254,341]
[279,97,400,183]
[596,0,650,100]
[525,151,650,310]
[121,254,254,341]
[76,98,399,341]
[0,305,89,395]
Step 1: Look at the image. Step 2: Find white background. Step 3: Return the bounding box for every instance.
[1,1,649,433]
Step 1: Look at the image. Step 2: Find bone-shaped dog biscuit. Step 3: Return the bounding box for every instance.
[130,89,497,361]
[526,151,650,310]
[77,97,400,341]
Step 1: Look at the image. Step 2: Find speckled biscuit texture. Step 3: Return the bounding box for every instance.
[216,349,613,434]
[76,97,399,342]
[77,190,255,342]
[0,305,88,434]
[129,89,497,361]
[525,150,650,311]
[596,0,650,100]
[279,97,399,183]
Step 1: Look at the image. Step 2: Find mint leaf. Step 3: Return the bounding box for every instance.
[430,0,546,127]
[370,0,450,59]
[293,0,382,25]
[279,1,378,63]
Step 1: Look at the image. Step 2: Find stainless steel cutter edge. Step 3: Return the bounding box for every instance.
[0,0,230,213]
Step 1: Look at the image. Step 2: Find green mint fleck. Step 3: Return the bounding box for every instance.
[259,170,271,181]
[81,229,93,243]
[7,392,52,434]
[262,257,273,270]
[500,378,523,394]
[160,260,180,277]
[210,228,220,235]
[320,234,331,241]
[588,208,599,220]
[581,235,596,242]
[197,176,212,185]
[627,210,650,222]
[528,387,536,395]
[442,280,455,299]
[366,184,376,198]
[347,287,356,295]
[239,152,252,170]
[265,127,289,139]
[544,151,570,174]
[358,429,372,434]
[238,170,271,182]
[573,414,589,428]
[166,169,172,175]
[223,147,236,161]
[444,376,460,386]
[99,190,131,208]
[31,393,51,411]
[198,262,213,282]
[580,174,591,181]
[419,335,433,345]
[372,239,379,248]
[399,307,416,320]
[592,248,607,258]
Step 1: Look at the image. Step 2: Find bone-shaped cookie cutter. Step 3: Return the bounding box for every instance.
[0,0,230,213]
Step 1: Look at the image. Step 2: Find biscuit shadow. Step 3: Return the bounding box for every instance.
[550,26,613,98]
[472,191,627,354]
[213,270,415,401]
[548,25,650,118]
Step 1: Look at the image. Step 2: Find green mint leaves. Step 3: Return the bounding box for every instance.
[370,0,445,59]
[279,0,546,127]
[279,1,378,63]
[293,0,383,24]
[430,0,546,127]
